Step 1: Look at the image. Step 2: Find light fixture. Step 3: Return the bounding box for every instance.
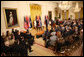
[59,1,72,12]
[74,2,81,12]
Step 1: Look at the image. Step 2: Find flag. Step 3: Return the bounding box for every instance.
[39,16,42,27]
[24,17,28,30]
[29,17,32,28]
[37,16,40,27]
[46,16,49,24]
[45,16,49,25]
[35,16,37,27]
[25,16,30,28]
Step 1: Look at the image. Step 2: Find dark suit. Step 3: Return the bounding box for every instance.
[45,19,48,30]
[20,39,28,56]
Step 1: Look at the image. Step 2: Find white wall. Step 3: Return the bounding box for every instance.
[1,1,57,35]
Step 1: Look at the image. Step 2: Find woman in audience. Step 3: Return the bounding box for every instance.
[5,31,11,41]
[50,28,57,51]
[1,32,5,39]
[12,28,15,35]
[45,36,50,48]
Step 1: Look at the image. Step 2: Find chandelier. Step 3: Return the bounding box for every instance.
[59,1,72,12]
[74,2,81,12]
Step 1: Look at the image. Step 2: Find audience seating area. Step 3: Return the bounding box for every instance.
[1,29,34,56]
[1,19,83,56]
[42,19,83,55]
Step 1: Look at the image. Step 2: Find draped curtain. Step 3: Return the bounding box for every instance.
[75,7,83,19]
[66,10,69,19]
[75,12,78,19]
[55,8,58,17]
[62,10,65,20]
[80,7,83,19]
[62,10,69,20]
[30,4,42,27]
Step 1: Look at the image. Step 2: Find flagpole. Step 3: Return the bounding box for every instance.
[26,1,31,30]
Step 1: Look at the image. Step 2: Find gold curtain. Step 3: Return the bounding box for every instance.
[62,10,65,20]
[75,12,78,19]
[66,10,69,19]
[80,7,83,19]
[30,4,42,27]
[55,8,58,17]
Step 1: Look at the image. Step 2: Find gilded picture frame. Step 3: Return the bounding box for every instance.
[3,8,19,29]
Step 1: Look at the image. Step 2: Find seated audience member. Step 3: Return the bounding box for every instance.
[4,40,11,56]
[75,26,78,34]
[50,28,53,34]
[43,29,50,40]
[1,32,5,39]
[74,33,80,42]
[80,29,83,40]
[55,25,59,32]
[1,36,5,55]
[68,27,73,35]
[61,25,66,35]
[12,28,15,35]
[73,22,77,27]
[26,29,34,45]
[8,35,12,40]
[50,28,57,49]
[56,31,62,38]
[21,30,33,52]
[78,23,81,31]
[1,36,4,45]
[55,31,65,52]
[14,29,19,40]
[15,30,21,40]
[51,28,56,35]
[5,31,11,41]
[13,39,23,56]
[45,36,50,48]
[6,31,10,37]
[51,19,54,29]
[19,37,28,56]
[56,19,59,25]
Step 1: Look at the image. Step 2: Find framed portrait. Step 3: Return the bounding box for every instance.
[3,8,19,29]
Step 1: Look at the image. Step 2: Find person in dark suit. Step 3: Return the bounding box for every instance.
[51,19,54,29]
[56,19,59,25]
[26,32,33,52]
[19,37,28,56]
[1,36,5,56]
[45,18,48,30]
[12,28,15,35]
[14,29,18,40]
[36,16,40,31]
[26,29,34,45]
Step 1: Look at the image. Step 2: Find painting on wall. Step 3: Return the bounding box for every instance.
[3,8,19,29]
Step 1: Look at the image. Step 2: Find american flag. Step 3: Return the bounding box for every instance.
[25,16,30,28]
[39,16,42,27]
[45,16,49,24]
[29,17,32,28]
[24,17,28,30]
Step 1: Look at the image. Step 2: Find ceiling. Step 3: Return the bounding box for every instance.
[51,1,83,7]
